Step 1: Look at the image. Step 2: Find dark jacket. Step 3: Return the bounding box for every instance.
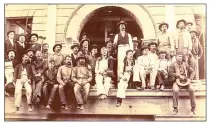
[15,42,27,63]
[71,53,77,67]
[14,63,33,82]
[32,59,48,75]
[5,39,17,57]
[44,68,58,84]
[26,42,41,51]
[133,48,141,60]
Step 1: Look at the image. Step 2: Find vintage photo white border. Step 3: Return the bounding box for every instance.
[0,0,209,123]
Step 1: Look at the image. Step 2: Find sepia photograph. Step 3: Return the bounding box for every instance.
[4,3,206,121]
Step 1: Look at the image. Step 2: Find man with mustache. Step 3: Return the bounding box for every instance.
[57,55,74,111]
[71,54,92,110]
[26,49,36,64]
[16,34,27,64]
[174,19,192,63]
[113,21,133,81]
[14,54,33,112]
[71,43,80,67]
[5,31,17,57]
[42,43,50,61]
[157,22,175,56]
[49,44,64,69]
[26,33,41,51]
[5,49,18,96]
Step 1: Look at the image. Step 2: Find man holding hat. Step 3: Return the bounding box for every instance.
[157,22,175,55]
[5,31,16,57]
[186,22,193,31]
[71,54,92,110]
[16,34,27,63]
[71,43,80,67]
[49,44,64,69]
[113,21,133,80]
[170,52,196,115]
[27,33,41,51]
[175,19,192,63]
[189,30,203,79]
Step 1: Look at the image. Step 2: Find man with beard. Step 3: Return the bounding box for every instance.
[157,22,175,55]
[5,31,17,57]
[5,49,18,96]
[42,43,50,61]
[16,34,27,63]
[14,54,33,112]
[26,49,36,64]
[189,30,203,79]
[71,43,80,67]
[89,44,98,87]
[78,38,91,57]
[175,19,192,63]
[27,33,41,51]
[95,47,114,100]
[57,55,74,111]
[116,50,134,107]
[31,51,48,105]
[113,21,133,81]
[49,44,64,69]
[171,52,196,115]
[71,54,92,110]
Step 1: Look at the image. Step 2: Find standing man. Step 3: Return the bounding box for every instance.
[113,21,133,80]
[132,37,141,60]
[189,30,203,79]
[27,33,41,51]
[89,44,98,86]
[49,44,64,69]
[95,47,114,100]
[105,38,116,58]
[71,55,92,110]
[42,43,50,61]
[171,52,196,115]
[16,34,27,63]
[186,22,193,32]
[71,43,80,67]
[14,54,33,112]
[57,55,74,110]
[157,22,175,55]
[116,50,134,107]
[175,19,192,63]
[5,31,16,57]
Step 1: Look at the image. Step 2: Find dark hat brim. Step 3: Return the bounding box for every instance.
[29,33,38,39]
[7,31,15,36]
[71,44,80,49]
[132,39,140,43]
[80,38,90,46]
[159,23,169,31]
[75,56,87,62]
[186,22,193,26]
[6,49,16,55]
[53,44,62,52]
[176,19,186,28]
[141,46,149,51]
[26,49,36,54]
[91,45,98,49]
[148,42,158,47]
[190,30,198,36]
[158,51,167,55]
[117,21,127,27]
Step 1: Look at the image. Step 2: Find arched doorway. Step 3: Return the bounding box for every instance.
[64,5,157,45]
[79,6,144,48]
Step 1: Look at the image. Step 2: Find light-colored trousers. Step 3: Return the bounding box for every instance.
[74,83,90,105]
[95,74,112,96]
[117,72,131,98]
[117,44,130,77]
[139,67,157,87]
[133,63,141,82]
[5,72,13,83]
[15,78,32,107]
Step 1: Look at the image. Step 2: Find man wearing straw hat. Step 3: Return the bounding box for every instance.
[113,21,133,81]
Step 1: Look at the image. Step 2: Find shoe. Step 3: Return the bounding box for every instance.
[77,105,80,109]
[136,87,141,90]
[46,105,51,110]
[191,108,196,115]
[80,105,84,110]
[15,107,20,112]
[28,107,33,112]
[160,85,165,90]
[64,105,68,111]
[172,108,178,115]
[116,102,121,107]
[151,86,156,90]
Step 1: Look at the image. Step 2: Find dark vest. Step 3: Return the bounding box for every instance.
[117,32,129,45]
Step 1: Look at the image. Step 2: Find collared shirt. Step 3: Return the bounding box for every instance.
[157,32,174,52]
[95,57,108,74]
[148,51,159,69]
[113,31,133,50]
[137,55,151,67]
[158,59,168,70]
[57,65,73,82]
[174,29,192,50]
[49,52,64,67]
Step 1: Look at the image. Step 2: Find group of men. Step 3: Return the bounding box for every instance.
[5,19,203,115]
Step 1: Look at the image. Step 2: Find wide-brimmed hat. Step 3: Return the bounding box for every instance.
[116,21,127,27]
[148,42,158,47]
[132,37,140,43]
[190,30,198,36]
[105,38,112,44]
[75,55,87,62]
[91,44,98,49]
[7,30,15,36]
[18,34,26,39]
[29,33,38,39]
[159,22,169,31]
[176,19,186,28]
[158,51,167,55]
[141,45,149,51]
[53,44,62,52]
[186,22,193,26]
[25,49,36,54]
[80,38,90,46]
[71,43,80,49]
[6,49,16,55]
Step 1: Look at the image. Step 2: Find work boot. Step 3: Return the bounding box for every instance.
[191,107,196,115]
[172,108,178,115]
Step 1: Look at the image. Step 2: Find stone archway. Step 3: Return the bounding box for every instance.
[63,4,158,44]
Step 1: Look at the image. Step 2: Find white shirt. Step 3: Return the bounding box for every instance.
[9,39,14,46]
[113,31,133,50]
[95,57,108,74]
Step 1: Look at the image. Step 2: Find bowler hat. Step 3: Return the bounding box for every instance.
[176,19,186,28]
[141,45,149,51]
[190,30,198,36]
[186,22,193,26]
[26,49,35,54]
[158,51,167,55]
[7,30,15,36]
[132,37,140,43]
[91,44,98,49]
[6,49,16,55]
[29,33,38,39]
[80,38,90,46]
[71,43,80,49]
[116,21,127,27]
[75,55,87,63]
[148,42,158,47]
[159,22,169,31]
[53,44,62,52]
[18,34,26,39]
